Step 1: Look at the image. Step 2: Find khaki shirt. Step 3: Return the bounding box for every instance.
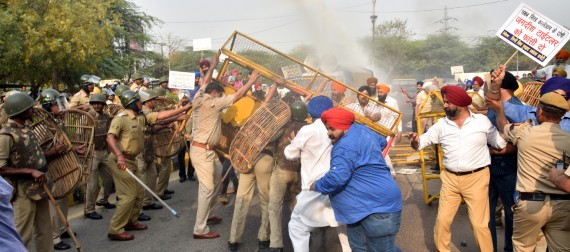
[505,121,570,194]
[130,83,140,92]
[69,89,91,107]
[140,85,150,91]
[191,91,234,145]
[184,112,193,141]
[108,110,146,156]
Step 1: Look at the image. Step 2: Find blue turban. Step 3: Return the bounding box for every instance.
[195,71,200,78]
[307,96,333,118]
[540,77,570,99]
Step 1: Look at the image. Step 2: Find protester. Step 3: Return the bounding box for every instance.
[532,49,570,80]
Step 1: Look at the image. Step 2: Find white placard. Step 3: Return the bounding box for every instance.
[193,38,212,52]
[168,71,195,90]
[495,3,570,66]
[281,64,303,79]
[450,66,464,75]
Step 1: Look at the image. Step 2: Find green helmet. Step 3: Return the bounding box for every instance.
[120,90,140,107]
[90,93,107,104]
[80,74,92,84]
[38,88,61,105]
[290,101,308,122]
[139,90,156,103]
[159,76,168,84]
[153,87,166,97]
[114,85,129,97]
[131,72,143,81]
[4,92,36,117]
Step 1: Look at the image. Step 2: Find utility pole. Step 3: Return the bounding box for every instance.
[436,6,457,34]
[371,0,377,66]
[159,42,166,76]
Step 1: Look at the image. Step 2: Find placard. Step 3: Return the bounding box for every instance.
[450,66,464,75]
[168,71,195,90]
[193,38,212,52]
[281,64,303,79]
[496,3,570,66]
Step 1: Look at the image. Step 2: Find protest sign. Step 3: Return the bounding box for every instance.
[168,71,195,90]
[193,38,212,52]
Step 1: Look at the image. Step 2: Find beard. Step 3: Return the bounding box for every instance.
[328,131,344,144]
[377,93,387,103]
[444,107,459,118]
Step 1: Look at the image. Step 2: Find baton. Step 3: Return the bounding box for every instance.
[44,184,83,252]
[125,169,180,218]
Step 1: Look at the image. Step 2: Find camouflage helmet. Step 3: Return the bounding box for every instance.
[159,76,168,84]
[120,90,140,107]
[290,100,308,122]
[89,93,107,104]
[4,92,36,117]
[114,85,129,97]
[38,88,61,105]
[153,87,167,97]
[131,72,143,81]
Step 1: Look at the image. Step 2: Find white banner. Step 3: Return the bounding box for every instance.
[193,38,212,52]
[168,71,195,90]
[495,3,570,66]
[450,66,464,75]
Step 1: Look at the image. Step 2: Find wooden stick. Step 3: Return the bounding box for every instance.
[43,184,83,252]
[166,108,193,152]
[504,50,518,66]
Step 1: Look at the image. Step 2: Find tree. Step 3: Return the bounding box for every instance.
[373,19,415,80]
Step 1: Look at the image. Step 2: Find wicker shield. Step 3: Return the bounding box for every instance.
[518,82,543,107]
[104,104,124,117]
[229,100,291,173]
[59,109,95,186]
[153,127,184,158]
[30,109,82,200]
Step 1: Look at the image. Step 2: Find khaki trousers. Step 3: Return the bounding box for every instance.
[156,157,172,196]
[137,154,157,206]
[50,195,69,244]
[13,182,53,252]
[190,147,222,234]
[268,168,301,248]
[513,198,570,252]
[85,149,113,213]
[229,154,273,243]
[107,153,144,234]
[435,168,492,252]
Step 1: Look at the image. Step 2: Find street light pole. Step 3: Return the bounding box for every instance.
[371,0,378,66]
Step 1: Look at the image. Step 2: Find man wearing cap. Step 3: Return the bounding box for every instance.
[84,94,115,220]
[70,74,97,111]
[494,75,570,132]
[139,77,151,91]
[129,73,144,91]
[485,70,522,252]
[190,53,260,239]
[158,77,170,95]
[310,107,402,251]
[409,85,507,252]
[490,91,570,251]
[532,49,570,80]
[285,96,351,252]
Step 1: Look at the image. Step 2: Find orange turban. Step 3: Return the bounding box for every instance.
[321,108,355,131]
[331,81,347,93]
[441,86,472,107]
[556,49,570,60]
[376,83,390,93]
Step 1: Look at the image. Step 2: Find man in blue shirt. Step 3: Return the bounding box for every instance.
[311,107,402,252]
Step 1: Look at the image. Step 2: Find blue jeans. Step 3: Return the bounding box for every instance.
[347,212,402,252]
[488,172,516,252]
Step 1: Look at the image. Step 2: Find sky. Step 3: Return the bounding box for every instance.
[131,0,568,75]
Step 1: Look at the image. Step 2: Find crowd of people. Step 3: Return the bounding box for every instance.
[1,48,570,252]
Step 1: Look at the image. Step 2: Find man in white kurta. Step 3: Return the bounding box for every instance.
[284,96,351,252]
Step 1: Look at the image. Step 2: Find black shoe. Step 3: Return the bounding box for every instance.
[188,174,196,181]
[159,194,171,200]
[84,212,103,220]
[54,241,71,250]
[138,213,151,222]
[61,231,76,239]
[228,242,239,251]
[142,203,163,210]
[259,240,270,250]
[164,189,174,195]
[96,202,116,209]
[179,177,187,183]
[268,248,283,252]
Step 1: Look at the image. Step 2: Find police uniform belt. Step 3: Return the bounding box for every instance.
[192,141,215,151]
[445,166,486,176]
[519,192,570,201]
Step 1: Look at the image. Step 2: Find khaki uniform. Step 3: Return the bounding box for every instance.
[505,121,570,252]
[138,106,159,207]
[130,83,140,92]
[0,119,53,252]
[190,90,234,235]
[107,110,146,235]
[140,85,150,91]
[85,110,114,214]
[69,89,91,107]
[268,121,304,248]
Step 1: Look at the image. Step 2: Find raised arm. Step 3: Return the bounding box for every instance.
[233,70,260,103]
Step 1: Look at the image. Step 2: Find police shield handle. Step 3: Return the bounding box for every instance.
[125,169,180,218]
[43,184,83,252]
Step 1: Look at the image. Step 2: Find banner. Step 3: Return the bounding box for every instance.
[193,38,212,52]
[496,3,570,66]
[168,71,195,90]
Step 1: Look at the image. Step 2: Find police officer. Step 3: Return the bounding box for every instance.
[84,94,115,220]
[140,77,151,91]
[70,74,99,110]
[158,77,170,95]
[129,73,144,92]
[0,92,53,251]
[491,92,570,251]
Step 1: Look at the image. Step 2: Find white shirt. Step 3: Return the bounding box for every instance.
[345,102,381,122]
[418,112,507,172]
[384,96,402,132]
[535,64,570,80]
[284,119,338,227]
